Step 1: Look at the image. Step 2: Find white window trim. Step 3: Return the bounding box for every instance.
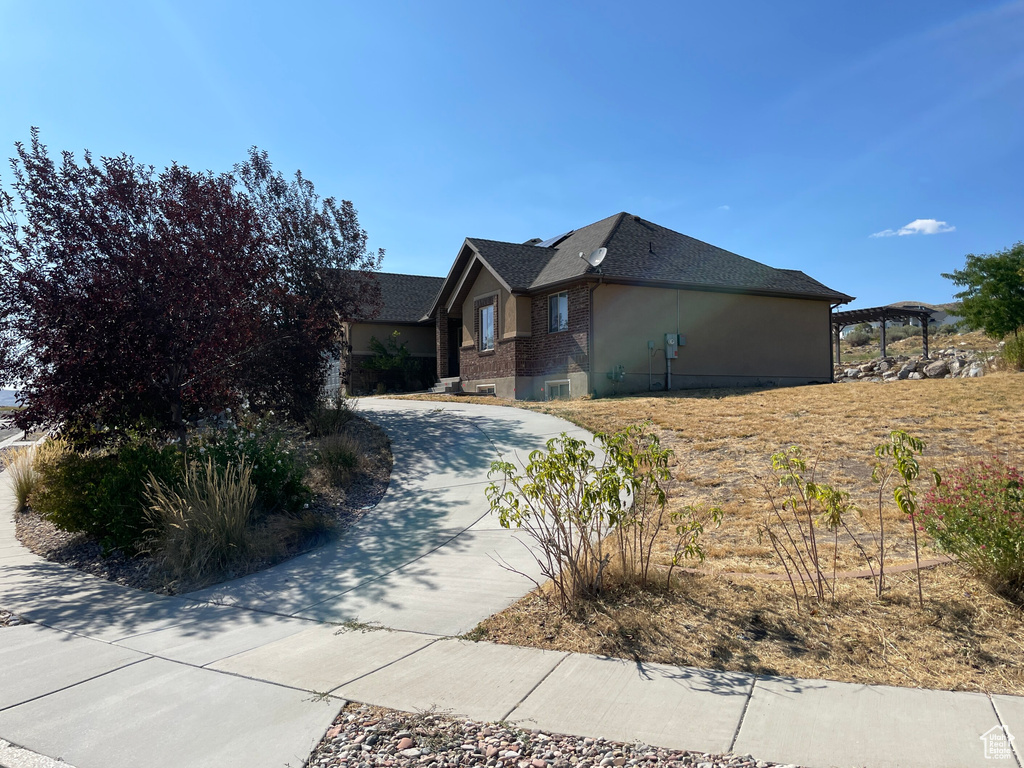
[548,291,569,333]
[475,383,496,394]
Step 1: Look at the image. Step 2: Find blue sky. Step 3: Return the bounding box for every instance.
[1,1,1022,308]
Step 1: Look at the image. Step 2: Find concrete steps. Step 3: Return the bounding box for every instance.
[428,376,462,395]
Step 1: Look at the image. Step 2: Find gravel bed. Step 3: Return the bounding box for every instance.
[15,511,157,590]
[306,704,802,768]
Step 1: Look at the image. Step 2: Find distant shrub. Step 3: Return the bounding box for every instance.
[886,325,923,342]
[936,323,959,336]
[921,457,1024,602]
[33,440,182,553]
[847,330,872,347]
[1002,332,1024,371]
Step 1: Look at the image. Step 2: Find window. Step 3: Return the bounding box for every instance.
[548,292,568,333]
[479,304,495,351]
[546,380,570,400]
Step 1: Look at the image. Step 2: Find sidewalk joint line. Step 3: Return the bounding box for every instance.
[727,674,758,754]
[988,693,1024,768]
[324,637,442,695]
[498,651,569,723]
[0,656,149,715]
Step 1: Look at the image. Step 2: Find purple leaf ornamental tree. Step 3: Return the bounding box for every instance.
[0,130,381,444]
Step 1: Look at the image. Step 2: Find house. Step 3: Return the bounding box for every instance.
[426,212,853,399]
[329,272,444,396]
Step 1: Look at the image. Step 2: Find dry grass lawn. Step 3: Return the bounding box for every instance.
[399,371,1024,694]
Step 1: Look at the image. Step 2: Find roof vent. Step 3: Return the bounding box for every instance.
[522,238,542,246]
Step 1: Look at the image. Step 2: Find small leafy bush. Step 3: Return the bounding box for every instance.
[193,427,309,516]
[757,446,856,608]
[487,424,716,610]
[145,458,269,585]
[33,440,182,553]
[602,423,720,588]
[921,458,1024,602]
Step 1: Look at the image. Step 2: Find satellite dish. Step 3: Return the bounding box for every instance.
[579,247,607,268]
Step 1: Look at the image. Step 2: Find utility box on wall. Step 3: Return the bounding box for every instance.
[665,333,678,359]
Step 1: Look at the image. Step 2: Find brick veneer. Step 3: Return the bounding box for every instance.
[435,305,449,379]
[523,283,590,377]
[459,282,591,385]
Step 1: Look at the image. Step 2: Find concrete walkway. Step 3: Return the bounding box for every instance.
[0,400,1021,768]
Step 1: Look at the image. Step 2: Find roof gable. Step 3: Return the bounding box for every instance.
[368,272,445,324]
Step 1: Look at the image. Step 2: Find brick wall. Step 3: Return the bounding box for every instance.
[460,294,517,382]
[523,283,591,377]
[456,281,592,389]
[436,305,449,379]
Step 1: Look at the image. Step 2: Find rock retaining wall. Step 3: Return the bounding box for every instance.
[835,347,995,383]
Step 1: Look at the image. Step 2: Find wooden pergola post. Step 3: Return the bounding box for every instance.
[880,320,887,358]
[923,320,929,359]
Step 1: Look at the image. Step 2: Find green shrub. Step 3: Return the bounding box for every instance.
[487,424,717,610]
[33,440,182,553]
[144,458,269,585]
[1002,332,1024,371]
[193,427,310,516]
[315,432,362,487]
[921,458,1024,602]
[847,330,872,347]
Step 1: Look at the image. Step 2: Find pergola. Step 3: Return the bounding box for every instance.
[831,305,933,366]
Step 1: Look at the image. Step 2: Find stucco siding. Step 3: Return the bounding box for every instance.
[461,269,506,346]
[349,322,436,357]
[592,284,831,395]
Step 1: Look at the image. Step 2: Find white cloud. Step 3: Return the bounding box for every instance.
[870,218,956,238]
[717,204,730,212]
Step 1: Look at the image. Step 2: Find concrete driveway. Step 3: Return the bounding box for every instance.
[1,399,1021,768]
[187,398,595,634]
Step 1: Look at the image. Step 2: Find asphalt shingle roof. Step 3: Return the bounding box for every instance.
[370,272,444,324]
[466,213,851,302]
